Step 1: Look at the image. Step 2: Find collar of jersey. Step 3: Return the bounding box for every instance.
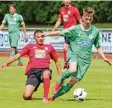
[10,13,17,17]
[81,24,91,31]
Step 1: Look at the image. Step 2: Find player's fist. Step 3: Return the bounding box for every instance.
[0,63,7,69]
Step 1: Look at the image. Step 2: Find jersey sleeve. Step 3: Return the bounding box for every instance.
[73,7,81,21]
[2,15,7,25]
[19,44,30,56]
[60,26,75,37]
[94,30,102,48]
[50,45,58,62]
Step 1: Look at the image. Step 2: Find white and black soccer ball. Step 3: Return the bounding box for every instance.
[73,88,87,101]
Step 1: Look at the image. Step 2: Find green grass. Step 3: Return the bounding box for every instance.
[0,57,112,108]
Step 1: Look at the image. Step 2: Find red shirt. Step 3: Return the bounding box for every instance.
[19,43,58,75]
[58,5,81,28]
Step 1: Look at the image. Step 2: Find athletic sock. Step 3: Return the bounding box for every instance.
[43,77,50,98]
[10,51,15,57]
[53,83,72,99]
[58,69,71,84]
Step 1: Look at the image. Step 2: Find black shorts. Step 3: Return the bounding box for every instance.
[64,37,70,44]
[26,68,52,92]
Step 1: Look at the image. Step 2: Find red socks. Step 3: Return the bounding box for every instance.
[43,77,50,98]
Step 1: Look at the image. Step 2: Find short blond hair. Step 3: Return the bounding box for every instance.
[83,7,95,15]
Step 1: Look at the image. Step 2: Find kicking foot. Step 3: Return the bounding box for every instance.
[18,62,23,66]
[48,97,55,102]
[53,82,62,94]
[42,97,48,102]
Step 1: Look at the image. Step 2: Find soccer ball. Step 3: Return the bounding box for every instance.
[73,88,87,101]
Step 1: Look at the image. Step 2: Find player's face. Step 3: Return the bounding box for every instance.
[35,32,44,45]
[63,0,71,6]
[9,6,16,15]
[82,13,93,25]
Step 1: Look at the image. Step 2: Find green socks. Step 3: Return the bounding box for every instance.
[10,51,15,57]
[58,69,71,84]
[53,83,73,99]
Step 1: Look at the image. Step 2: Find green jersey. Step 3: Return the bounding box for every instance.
[2,13,23,33]
[60,24,102,63]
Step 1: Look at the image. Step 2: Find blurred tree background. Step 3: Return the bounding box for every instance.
[0,1,112,25]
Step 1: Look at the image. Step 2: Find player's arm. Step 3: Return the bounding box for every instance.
[97,47,111,66]
[94,31,111,66]
[52,18,62,31]
[0,53,21,68]
[0,24,5,31]
[0,44,29,69]
[51,46,62,76]
[42,26,75,38]
[55,59,62,76]
[21,21,27,41]
[74,7,82,24]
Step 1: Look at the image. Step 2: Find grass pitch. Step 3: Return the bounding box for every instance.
[0,57,112,108]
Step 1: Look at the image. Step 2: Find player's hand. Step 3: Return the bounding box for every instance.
[104,58,112,66]
[0,63,7,69]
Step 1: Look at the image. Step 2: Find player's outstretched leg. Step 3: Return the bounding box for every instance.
[50,78,78,101]
[53,69,71,94]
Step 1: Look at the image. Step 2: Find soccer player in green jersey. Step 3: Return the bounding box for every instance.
[0,4,27,66]
[39,7,111,101]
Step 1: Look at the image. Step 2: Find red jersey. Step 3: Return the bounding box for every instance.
[58,5,80,28]
[19,43,58,75]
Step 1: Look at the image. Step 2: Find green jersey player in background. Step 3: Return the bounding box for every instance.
[39,7,111,101]
[0,4,27,66]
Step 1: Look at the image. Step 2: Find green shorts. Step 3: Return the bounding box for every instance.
[9,32,20,47]
[67,54,90,80]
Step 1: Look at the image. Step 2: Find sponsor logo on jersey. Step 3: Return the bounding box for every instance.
[35,49,46,58]
[76,40,92,46]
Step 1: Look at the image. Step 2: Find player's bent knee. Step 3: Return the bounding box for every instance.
[43,71,50,78]
[69,67,77,73]
[23,93,32,100]
[69,62,77,73]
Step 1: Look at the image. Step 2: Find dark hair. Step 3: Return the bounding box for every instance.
[9,4,16,9]
[34,30,43,36]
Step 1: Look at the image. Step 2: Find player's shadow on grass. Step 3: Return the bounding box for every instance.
[59,98,105,102]
[30,98,42,101]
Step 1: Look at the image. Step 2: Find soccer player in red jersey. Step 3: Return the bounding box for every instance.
[0,30,62,102]
[52,0,82,68]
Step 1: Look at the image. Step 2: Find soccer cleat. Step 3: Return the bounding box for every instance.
[63,63,69,69]
[18,62,23,66]
[53,82,62,94]
[42,97,48,102]
[48,97,55,102]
